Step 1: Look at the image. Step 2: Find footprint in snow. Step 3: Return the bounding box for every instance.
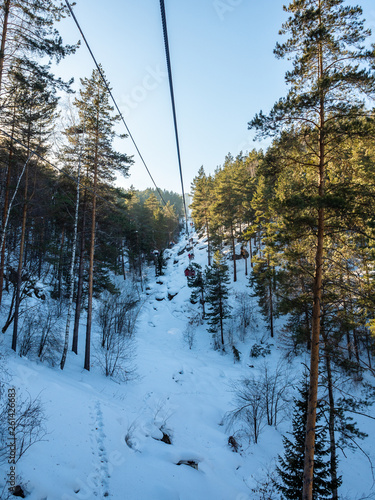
[88,401,111,499]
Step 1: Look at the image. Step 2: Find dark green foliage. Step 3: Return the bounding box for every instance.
[205,251,231,349]
[331,389,373,451]
[250,342,271,358]
[250,260,277,337]
[187,262,205,317]
[232,345,241,363]
[154,250,167,277]
[123,190,180,274]
[275,378,340,499]
[136,188,184,219]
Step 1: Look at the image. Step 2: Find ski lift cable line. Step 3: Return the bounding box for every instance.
[63,0,169,210]
[159,0,189,237]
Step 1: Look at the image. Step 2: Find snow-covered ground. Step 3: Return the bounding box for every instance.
[1,232,374,499]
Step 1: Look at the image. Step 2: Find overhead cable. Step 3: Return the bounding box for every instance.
[159,0,190,236]
[64,0,169,209]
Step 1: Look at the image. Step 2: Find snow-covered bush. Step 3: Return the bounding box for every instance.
[95,281,142,381]
[18,299,64,366]
[183,313,200,349]
[226,363,291,443]
[0,354,46,469]
[249,465,279,500]
[234,292,257,341]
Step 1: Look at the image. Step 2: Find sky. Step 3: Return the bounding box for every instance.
[54,0,375,195]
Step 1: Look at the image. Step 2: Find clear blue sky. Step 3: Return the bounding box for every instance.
[55,0,375,195]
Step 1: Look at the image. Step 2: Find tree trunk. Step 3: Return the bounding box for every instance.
[37,217,45,279]
[244,242,248,276]
[249,237,253,268]
[300,275,311,350]
[121,239,126,280]
[206,218,211,266]
[219,294,224,347]
[0,146,12,306]
[0,0,10,92]
[84,121,99,371]
[200,284,206,319]
[56,225,65,298]
[12,162,29,351]
[61,137,82,370]
[72,199,86,354]
[322,330,339,500]
[84,182,96,371]
[231,223,237,282]
[0,108,16,306]
[2,284,15,333]
[268,253,274,338]
[303,12,325,497]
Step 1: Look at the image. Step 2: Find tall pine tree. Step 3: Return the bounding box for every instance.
[275,376,341,499]
[72,67,132,371]
[205,250,231,350]
[249,2,375,496]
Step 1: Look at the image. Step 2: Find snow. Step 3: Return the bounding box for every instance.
[1,232,374,499]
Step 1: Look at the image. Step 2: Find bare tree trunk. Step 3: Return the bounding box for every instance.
[322,330,339,500]
[206,218,211,266]
[0,145,12,306]
[84,122,99,371]
[231,223,237,282]
[2,284,15,333]
[61,135,82,370]
[300,275,311,350]
[56,225,65,298]
[0,150,32,330]
[121,239,126,280]
[243,241,248,276]
[84,180,97,371]
[0,109,16,306]
[12,161,29,351]
[0,0,11,93]
[303,10,325,496]
[267,253,274,338]
[37,217,45,279]
[72,198,86,354]
[303,212,324,500]
[219,295,224,347]
[249,237,253,268]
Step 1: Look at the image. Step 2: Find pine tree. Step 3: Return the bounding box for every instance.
[190,166,214,265]
[6,65,59,351]
[72,67,132,371]
[205,251,231,349]
[249,257,277,338]
[249,2,375,496]
[0,0,77,94]
[211,154,243,282]
[187,262,205,319]
[275,377,340,499]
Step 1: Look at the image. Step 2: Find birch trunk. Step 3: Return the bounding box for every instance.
[60,135,83,370]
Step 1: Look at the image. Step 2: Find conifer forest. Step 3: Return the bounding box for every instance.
[1,1,375,499]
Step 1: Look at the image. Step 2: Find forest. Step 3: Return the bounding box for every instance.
[0,0,375,499]
[189,0,375,497]
[0,0,182,370]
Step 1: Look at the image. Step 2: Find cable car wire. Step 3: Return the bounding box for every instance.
[159,0,190,237]
[64,0,170,209]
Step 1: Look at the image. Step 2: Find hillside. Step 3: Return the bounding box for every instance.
[0,232,374,500]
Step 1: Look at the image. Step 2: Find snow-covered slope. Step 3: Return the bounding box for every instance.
[1,232,374,499]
